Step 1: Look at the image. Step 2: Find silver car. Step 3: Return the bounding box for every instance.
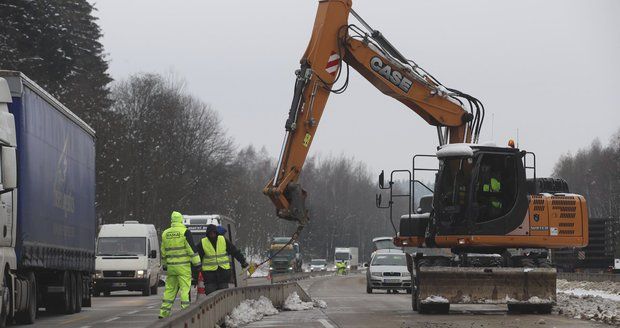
[309,258,328,272]
[366,250,412,294]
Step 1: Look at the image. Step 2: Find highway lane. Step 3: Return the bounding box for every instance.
[25,277,271,328]
[248,273,612,328]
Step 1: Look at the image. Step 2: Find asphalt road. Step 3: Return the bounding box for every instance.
[247,273,612,328]
[25,277,271,328]
[22,274,613,328]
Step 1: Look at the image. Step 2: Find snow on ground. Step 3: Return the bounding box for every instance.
[224,296,279,327]
[555,279,620,325]
[421,295,449,304]
[224,292,327,327]
[283,291,315,310]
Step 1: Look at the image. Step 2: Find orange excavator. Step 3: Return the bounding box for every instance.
[263,0,588,313]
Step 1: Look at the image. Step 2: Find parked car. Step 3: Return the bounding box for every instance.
[310,259,328,272]
[366,250,411,294]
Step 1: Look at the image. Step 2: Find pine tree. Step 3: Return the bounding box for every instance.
[0,0,112,123]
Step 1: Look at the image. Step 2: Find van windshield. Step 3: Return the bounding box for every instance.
[97,237,146,256]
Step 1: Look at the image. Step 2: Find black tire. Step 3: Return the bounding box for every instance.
[433,257,451,267]
[0,273,12,328]
[103,290,110,297]
[15,272,37,324]
[418,258,434,267]
[150,282,158,295]
[74,273,82,313]
[527,177,569,195]
[387,289,391,294]
[366,285,372,294]
[50,271,72,314]
[520,258,536,268]
[537,258,552,268]
[67,271,77,314]
[82,277,92,307]
[412,285,418,311]
[142,280,151,296]
[406,288,412,294]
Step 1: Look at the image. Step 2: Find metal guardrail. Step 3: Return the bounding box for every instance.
[270,270,333,283]
[154,282,312,328]
[558,272,620,283]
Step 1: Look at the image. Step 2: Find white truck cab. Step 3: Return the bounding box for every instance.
[94,221,160,296]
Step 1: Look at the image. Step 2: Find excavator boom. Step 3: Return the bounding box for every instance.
[263,0,477,223]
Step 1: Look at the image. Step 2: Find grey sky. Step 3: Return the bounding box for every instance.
[90,0,620,177]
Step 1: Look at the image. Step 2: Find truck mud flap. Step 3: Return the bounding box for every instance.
[416,267,556,305]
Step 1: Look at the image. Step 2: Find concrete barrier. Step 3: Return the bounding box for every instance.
[153,282,312,328]
[559,272,620,283]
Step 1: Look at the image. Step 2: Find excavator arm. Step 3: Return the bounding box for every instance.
[263,0,481,223]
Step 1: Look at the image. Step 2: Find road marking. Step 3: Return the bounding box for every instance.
[318,319,336,328]
[127,310,140,314]
[60,315,89,324]
[78,326,91,328]
[103,317,120,323]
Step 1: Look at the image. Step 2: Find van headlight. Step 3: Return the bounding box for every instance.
[288,267,293,271]
[370,271,382,278]
[136,270,146,278]
[94,270,103,279]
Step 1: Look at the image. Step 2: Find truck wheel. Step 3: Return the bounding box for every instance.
[366,285,372,294]
[50,271,72,314]
[150,278,158,295]
[66,271,77,314]
[15,272,36,324]
[412,286,418,311]
[73,273,82,313]
[82,276,92,307]
[142,280,151,296]
[0,274,12,328]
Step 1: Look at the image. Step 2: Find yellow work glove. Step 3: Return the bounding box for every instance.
[247,263,257,277]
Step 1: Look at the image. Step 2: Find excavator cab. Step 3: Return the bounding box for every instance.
[432,144,529,240]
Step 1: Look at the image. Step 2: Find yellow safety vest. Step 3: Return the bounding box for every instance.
[201,235,231,271]
[161,224,200,276]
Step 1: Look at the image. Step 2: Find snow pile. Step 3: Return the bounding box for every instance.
[555,279,620,325]
[224,296,278,327]
[555,293,619,325]
[421,295,449,304]
[557,279,620,300]
[313,298,328,309]
[251,265,270,278]
[283,292,315,311]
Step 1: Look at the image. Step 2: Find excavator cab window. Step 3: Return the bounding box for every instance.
[475,153,518,222]
[436,157,474,219]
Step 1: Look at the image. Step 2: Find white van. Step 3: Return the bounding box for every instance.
[183,214,247,287]
[93,221,161,296]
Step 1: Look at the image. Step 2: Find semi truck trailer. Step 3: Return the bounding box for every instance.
[0,71,96,326]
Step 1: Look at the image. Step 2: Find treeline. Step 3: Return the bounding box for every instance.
[553,131,620,219]
[0,0,392,260]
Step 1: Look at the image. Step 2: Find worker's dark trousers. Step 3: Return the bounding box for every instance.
[205,282,228,295]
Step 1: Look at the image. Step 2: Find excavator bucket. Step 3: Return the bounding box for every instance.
[416,267,556,307]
